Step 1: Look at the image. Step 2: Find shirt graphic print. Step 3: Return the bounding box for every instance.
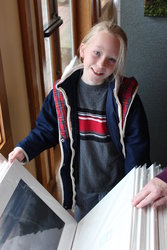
[78,108,111,143]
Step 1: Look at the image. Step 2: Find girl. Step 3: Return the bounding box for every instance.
[8,21,151,221]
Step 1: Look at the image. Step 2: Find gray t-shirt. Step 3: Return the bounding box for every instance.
[77,79,124,193]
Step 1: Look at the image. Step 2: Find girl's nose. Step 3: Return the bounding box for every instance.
[97,57,106,68]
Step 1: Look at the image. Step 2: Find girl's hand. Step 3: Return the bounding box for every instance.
[8,147,25,165]
[132,177,167,209]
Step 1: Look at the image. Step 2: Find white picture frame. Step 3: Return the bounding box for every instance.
[0,154,76,250]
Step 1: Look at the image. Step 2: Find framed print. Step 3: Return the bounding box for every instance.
[144,0,167,17]
[0,154,76,250]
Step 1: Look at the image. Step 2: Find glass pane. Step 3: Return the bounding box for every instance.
[101,0,108,8]
[58,0,73,72]
[101,0,120,24]
[41,0,54,95]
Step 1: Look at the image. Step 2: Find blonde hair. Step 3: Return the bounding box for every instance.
[80,21,127,78]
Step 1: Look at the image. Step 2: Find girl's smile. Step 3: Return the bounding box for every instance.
[91,67,104,76]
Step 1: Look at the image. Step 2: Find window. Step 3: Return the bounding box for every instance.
[41,0,63,95]
[58,0,74,71]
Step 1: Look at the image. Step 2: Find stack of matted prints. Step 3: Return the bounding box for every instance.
[0,153,167,250]
[130,164,167,250]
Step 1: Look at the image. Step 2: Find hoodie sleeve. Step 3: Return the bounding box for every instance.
[17,90,59,161]
[156,167,167,183]
[124,94,151,173]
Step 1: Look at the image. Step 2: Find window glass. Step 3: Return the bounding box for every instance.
[58,0,73,72]
[41,0,53,95]
[101,0,120,24]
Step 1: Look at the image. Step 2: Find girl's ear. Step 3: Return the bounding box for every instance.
[79,43,85,59]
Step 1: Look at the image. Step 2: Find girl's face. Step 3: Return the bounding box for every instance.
[80,30,120,85]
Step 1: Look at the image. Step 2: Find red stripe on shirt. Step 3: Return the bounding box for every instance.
[78,115,108,135]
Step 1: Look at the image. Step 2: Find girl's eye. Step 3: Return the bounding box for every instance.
[109,57,116,64]
[93,51,100,56]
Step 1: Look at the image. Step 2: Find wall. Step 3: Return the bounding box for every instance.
[120,0,167,166]
[0,0,36,175]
